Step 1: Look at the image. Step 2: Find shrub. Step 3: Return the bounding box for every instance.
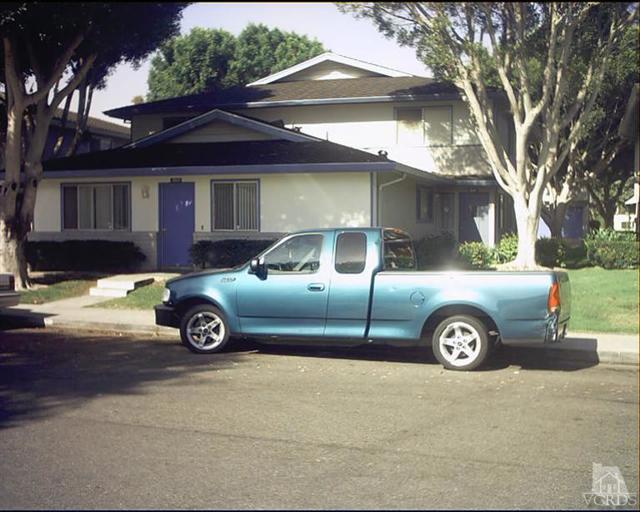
[414,232,458,269]
[584,230,639,269]
[457,242,496,269]
[190,239,277,269]
[495,233,519,264]
[26,240,146,271]
[535,238,566,268]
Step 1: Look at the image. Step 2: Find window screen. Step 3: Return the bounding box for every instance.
[396,108,424,146]
[62,183,130,230]
[335,232,367,274]
[212,181,258,231]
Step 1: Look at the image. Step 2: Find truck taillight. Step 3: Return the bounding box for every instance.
[548,282,560,313]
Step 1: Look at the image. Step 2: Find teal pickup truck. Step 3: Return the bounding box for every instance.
[155,227,570,371]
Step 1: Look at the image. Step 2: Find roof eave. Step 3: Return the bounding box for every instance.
[105,90,501,121]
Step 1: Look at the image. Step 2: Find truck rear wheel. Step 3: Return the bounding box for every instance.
[180,304,230,354]
[432,315,490,371]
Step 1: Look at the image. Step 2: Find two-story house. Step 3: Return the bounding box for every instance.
[29,52,517,269]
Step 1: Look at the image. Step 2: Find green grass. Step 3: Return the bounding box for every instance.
[93,282,165,310]
[567,268,638,334]
[20,279,95,305]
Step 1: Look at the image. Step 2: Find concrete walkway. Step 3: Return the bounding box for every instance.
[2,293,637,366]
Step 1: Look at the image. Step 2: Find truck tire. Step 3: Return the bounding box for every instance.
[180,304,230,354]
[432,315,491,371]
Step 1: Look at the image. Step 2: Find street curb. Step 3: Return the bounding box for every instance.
[3,311,638,367]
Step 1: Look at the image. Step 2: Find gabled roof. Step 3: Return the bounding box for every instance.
[247,52,415,86]
[126,108,318,148]
[106,76,495,120]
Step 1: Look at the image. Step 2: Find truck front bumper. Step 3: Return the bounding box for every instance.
[154,304,179,328]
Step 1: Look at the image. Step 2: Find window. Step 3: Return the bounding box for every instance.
[335,232,367,274]
[62,183,130,230]
[383,229,416,270]
[423,106,452,146]
[264,234,323,273]
[396,106,453,147]
[396,108,423,146]
[211,181,258,231]
[417,186,434,223]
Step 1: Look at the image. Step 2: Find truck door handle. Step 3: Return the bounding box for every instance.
[307,283,325,292]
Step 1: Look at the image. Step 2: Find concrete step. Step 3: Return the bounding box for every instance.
[95,276,155,292]
[89,287,129,298]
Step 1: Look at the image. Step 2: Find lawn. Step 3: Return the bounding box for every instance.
[86,268,638,334]
[20,279,96,305]
[567,268,638,334]
[93,282,165,310]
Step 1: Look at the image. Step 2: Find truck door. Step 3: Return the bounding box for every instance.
[325,231,378,338]
[236,232,332,337]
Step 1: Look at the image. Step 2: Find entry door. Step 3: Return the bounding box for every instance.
[159,182,195,267]
[236,233,332,337]
[459,192,490,244]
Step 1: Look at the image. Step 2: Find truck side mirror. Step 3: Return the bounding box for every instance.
[249,257,266,277]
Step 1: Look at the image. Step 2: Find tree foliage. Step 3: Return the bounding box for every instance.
[0,2,187,286]
[147,23,326,101]
[339,2,637,267]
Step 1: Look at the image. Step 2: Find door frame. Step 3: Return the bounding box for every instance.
[158,181,195,268]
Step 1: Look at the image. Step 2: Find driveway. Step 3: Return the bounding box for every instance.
[0,328,637,509]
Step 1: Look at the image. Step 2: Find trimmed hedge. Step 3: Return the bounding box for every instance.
[584,230,639,269]
[26,240,146,271]
[457,241,496,270]
[190,239,277,269]
[535,238,567,268]
[414,232,458,269]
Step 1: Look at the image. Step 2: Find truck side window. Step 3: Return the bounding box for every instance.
[335,232,367,274]
[264,234,323,273]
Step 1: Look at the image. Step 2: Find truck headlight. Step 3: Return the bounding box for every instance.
[162,287,171,303]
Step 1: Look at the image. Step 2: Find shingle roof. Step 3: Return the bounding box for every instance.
[105,76,498,120]
[42,139,387,171]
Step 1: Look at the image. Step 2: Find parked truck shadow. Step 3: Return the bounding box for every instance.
[231,338,600,372]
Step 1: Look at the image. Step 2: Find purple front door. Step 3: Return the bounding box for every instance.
[159,182,195,267]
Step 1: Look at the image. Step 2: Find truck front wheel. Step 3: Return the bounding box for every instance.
[180,304,230,354]
[432,315,490,371]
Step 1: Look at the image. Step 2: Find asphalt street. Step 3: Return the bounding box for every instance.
[0,327,637,509]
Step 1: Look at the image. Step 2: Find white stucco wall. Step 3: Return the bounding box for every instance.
[33,171,371,237]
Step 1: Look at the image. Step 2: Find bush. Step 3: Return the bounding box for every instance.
[190,239,277,269]
[495,233,518,264]
[584,229,639,269]
[535,238,566,268]
[457,242,496,269]
[414,232,458,269]
[26,240,146,271]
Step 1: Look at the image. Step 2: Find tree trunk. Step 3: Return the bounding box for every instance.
[0,219,29,289]
[512,194,542,268]
[543,202,569,239]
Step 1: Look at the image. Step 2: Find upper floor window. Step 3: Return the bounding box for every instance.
[264,234,323,273]
[396,106,453,147]
[62,183,130,231]
[211,180,259,231]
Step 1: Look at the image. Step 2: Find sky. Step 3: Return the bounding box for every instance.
[91,2,430,126]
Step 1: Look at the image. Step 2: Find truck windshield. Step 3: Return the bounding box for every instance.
[383,229,416,270]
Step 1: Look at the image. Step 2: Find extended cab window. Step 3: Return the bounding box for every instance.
[335,232,366,274]
[383,230,417,270]
[264,234,323,273]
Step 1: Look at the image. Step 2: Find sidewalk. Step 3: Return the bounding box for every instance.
[2,295,638,366]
